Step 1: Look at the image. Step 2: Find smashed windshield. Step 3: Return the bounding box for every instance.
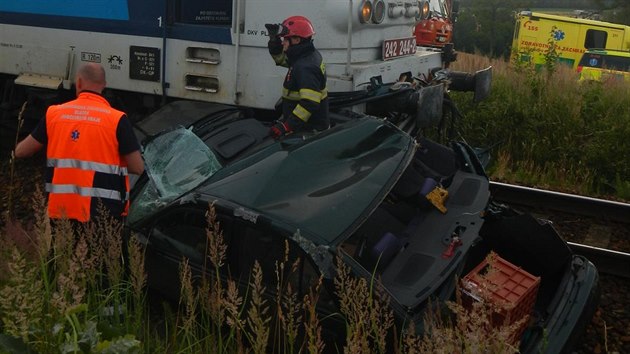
[128,127,222,224]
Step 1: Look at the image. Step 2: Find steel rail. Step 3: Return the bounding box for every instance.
[568,242,630,278]
[487,181,630,278]
[489,181,630,223]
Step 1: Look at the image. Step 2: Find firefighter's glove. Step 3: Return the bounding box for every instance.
[265,23,281,37]
[269,120,293,139]
[265,23,284,55]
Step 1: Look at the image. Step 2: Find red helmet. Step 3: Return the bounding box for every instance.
[281,16,315,38]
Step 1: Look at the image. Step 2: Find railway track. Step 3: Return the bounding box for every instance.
[489,181,630,223]
[489,181,630,279]
[488,182,630,353]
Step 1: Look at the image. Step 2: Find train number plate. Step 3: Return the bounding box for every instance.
[382,37,417,61]
[81,52,101,63]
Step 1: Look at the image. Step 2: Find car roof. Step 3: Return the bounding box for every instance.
[133,100,239,143]
[197,117,417,246]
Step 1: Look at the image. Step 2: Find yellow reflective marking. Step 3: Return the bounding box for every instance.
[292,104,311,121]
[282,88,301,100]
[299,88,322,103]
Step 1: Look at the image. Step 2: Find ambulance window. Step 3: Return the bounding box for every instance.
[173,0,232,26]
[602,55,630,72]
[579,54,602,68]
[584,30,607,49]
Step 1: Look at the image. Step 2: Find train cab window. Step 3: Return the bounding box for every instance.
[584,29,607,49]
[173,0,232,26]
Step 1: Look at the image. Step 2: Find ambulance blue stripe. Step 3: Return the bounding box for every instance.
[0,0,130,20]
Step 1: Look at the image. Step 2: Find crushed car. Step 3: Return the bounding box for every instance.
[126,100,599,353]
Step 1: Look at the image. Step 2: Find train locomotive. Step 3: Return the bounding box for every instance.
[0,0,489,148]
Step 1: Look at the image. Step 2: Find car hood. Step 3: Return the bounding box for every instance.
[201,118,416,245]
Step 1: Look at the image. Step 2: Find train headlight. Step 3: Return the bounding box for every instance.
[418,0,430,20]
[372,0,386,23]
[360,1,373,23]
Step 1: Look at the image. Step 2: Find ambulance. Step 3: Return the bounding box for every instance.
[511,11,630,69]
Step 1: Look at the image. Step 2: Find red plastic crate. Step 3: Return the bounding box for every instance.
[460,252,541,343]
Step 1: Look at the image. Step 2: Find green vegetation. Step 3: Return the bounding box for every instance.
[450,52,630,200]
[592,0,630,25]
[0,195,145,353]
[0,202,524,353]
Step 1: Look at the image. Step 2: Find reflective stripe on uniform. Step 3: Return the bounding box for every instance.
[47,158,128,175]
[46,183,128,201]
[282,88,301,101]
[283,88,328,102]
[299,88,323,103]
[292,104,311,122]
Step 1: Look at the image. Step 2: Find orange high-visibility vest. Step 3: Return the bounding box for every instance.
[45,92,129,222]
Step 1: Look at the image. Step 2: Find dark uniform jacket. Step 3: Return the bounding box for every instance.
[270,40,329,132]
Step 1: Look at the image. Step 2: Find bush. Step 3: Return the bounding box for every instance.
[450,53,630,200]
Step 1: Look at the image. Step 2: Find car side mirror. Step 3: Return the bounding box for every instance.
[448,66,493,103]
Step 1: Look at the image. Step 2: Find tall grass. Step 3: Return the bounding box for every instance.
[0,197,143,353]
[450,52,630,200]
[1,198,526,353]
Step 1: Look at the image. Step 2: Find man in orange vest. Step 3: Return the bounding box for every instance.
[15,63,144,223]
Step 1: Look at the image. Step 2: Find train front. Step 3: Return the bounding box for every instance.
[241,0,446,100]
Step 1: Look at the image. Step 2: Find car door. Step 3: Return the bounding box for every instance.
[227,220,325,297]
[143,204,233,299]
[227,219,344,342]
[143,203,316,291]
[143,202,344,341]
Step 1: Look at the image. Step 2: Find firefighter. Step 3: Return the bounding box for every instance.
[14,63,144,224]
[265,16,329,138]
